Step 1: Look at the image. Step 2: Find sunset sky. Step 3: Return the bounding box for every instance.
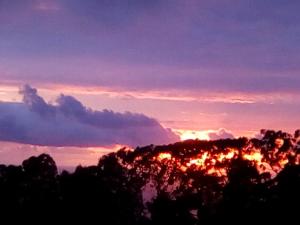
[0,0,299,168]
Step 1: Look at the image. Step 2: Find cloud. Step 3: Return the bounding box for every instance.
[34,0,60,11]
[1,0,300,97]
[0,85,179,147]
[207,128,234,140]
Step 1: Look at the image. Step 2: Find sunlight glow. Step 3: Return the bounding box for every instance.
[177,129,210,141]
[157,153,172,161]
[151,138,296,179]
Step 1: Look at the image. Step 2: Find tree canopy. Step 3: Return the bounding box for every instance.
[0,129,299,224]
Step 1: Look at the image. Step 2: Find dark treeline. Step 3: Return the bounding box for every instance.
[0,130,299,224]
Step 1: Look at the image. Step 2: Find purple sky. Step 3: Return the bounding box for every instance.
[0,0,299,167]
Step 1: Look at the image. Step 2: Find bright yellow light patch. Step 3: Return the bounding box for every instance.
[157,153,172,161]
[176,129,210,141]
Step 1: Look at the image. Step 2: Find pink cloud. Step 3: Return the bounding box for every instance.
[34,0,60,12]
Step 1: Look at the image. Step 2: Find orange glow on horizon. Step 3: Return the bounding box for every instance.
[151,139,298,179]
[243,151,263,163]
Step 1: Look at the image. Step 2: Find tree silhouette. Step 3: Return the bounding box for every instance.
[0,129,299,224]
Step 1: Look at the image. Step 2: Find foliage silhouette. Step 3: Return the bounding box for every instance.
[0,129,299,224]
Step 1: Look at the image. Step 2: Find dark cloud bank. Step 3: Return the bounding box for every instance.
[0,85,179,147]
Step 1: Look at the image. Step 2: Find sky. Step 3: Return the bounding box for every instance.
[0,0,299,168]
